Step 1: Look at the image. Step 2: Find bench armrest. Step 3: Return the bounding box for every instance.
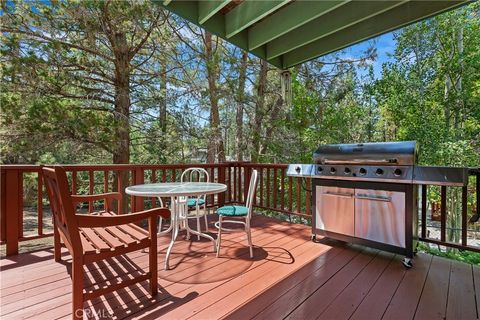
[71,192,122,211]
[76,208,170,228]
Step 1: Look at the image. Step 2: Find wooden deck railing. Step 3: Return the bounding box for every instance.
[1,162,479,256]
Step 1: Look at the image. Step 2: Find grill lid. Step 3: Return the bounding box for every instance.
[313,141,417,166]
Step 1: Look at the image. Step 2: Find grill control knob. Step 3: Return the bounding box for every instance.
[330,167,336,174]
[394,168,402,177]
[317,166,323,173]
[344,167,351,175]
[375,168,384,176]
[359,168,367,176]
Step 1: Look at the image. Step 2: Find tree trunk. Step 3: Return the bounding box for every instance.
[454,26,463,137]
[251,60,268,162]
[204,32,225,163]
[259,97,283,158]
[235,52,248,161]
[112,31,131,212]
[159,57,167,135]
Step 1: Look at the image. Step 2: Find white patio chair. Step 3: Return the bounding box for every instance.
[157,168,210,238]
[180,167,210,240]
[216,169,258,258]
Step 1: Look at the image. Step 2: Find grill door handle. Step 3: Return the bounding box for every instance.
[323,192,354,198]
[356,194,392,202]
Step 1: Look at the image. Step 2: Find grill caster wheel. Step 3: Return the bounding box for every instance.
[311,234,316,242]
[402,257,413,269]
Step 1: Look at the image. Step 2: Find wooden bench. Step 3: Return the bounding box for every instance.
[42,166,170,319]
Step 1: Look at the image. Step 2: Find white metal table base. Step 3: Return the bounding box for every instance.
[164,196,216,270]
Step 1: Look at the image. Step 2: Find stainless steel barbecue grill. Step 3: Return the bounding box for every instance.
[287,141,468,268]
[289,141,467,186]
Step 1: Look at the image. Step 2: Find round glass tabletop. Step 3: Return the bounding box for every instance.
[125,182,227,197]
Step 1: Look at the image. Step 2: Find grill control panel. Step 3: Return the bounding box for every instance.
[313,165,413,183]
[287,164,414,183]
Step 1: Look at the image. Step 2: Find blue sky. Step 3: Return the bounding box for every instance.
[334,32,397,80]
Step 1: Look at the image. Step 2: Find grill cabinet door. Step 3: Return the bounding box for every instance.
[354,189,405,247]
[316,186,355,236]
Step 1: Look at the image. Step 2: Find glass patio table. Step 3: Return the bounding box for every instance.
[125,182,227,270]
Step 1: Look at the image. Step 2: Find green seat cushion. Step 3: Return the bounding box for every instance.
[187,198,205,207]
[217,205,248,216]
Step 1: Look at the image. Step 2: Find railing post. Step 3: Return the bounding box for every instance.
[133,167,145,212]
[4,169,22,256]
[440,186,447,242]
[0,168,6,245]
[421,185,427,239]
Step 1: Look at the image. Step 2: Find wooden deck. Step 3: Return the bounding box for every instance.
[1,215,479,320]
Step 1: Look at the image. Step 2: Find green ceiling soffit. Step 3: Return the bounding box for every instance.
[248,0,351,51]
[267,0,407,60]
[158,0,283,68]
[225,0,290,38]
[159,0,470,69]
[198,0,230,24]
[280,0,467,68]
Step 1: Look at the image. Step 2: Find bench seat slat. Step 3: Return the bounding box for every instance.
[81,228,111,252]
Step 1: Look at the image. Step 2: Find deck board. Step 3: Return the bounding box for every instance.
[349,254,407,320]
[414,255,451,320]
[446,259,477,320]
[382,253,432,320]
[318,250,394,320]
[284,248,378,319]
[1,215,478,320]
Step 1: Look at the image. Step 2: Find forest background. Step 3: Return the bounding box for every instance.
[1,1,479,168]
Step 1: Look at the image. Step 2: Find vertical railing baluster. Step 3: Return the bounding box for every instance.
[209,167,214,206]
[305,178,311,217]
[281,168,285,211]
[88,170,94,213]
[103,171,109,193]
[232,166,237,203]
[462,186,468,246]
[266,168,271,208]
[151,170,157,208]
[117,170,123,214]
[273,168,277,209]
[218,166,226,207]
[228,166,232,203]
[288,176,293,212]
[296,178,301,214]
[260,168,264,207]
[421,185,427,239]
[72,170,77,194]
[37,171,43,236]
[441,185,447,242]
[238,165,242,203]
[477,173,480,227]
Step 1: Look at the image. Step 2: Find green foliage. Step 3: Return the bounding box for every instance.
[417,242,480,265]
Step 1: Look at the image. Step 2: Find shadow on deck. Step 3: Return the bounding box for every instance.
[1,215,479,320]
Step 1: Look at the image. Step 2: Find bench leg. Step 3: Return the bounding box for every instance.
[149,216,158,295]
[72,259,84,320]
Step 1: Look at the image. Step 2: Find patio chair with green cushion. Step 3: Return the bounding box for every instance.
[157,168,209,237]
[216,169,258,258]
[181,167,210,240]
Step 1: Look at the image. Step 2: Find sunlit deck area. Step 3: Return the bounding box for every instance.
[1,214,479,320]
